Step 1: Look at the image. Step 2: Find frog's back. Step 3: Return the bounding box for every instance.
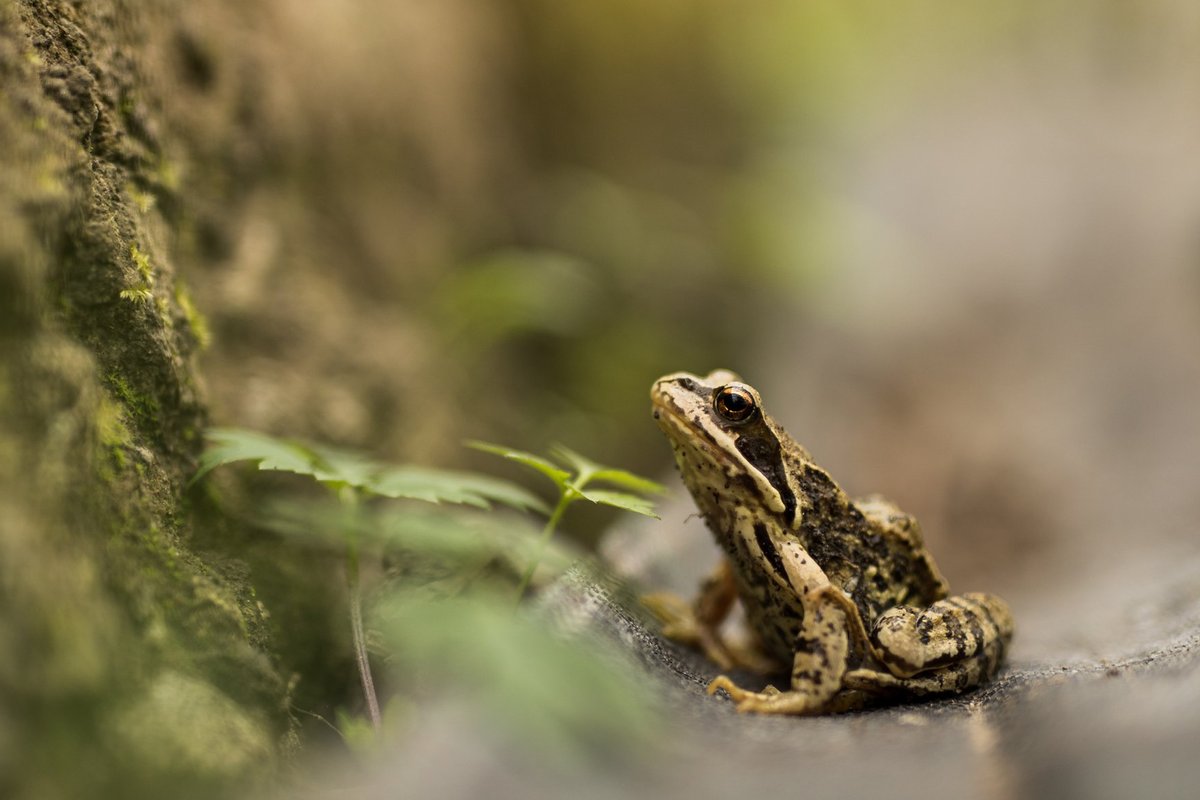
[783,445,948,623]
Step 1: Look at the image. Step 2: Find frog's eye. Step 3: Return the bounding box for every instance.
[713,384,757,424]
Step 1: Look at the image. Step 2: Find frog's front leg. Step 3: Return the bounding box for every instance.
[707,585,859,715]
[643,559,746,670]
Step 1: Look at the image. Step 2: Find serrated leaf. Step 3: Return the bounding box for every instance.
[578,489,660,518]
[196,429,548,513]
[195,427,385,488]
[379,470,549,513]
[305,442,384,488]
[193,428,323,484]
[367,466,548,513]
[466,440,571,488]
[588,468,665,496]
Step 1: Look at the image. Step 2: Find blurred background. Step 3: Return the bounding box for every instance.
[165,0,1200,693]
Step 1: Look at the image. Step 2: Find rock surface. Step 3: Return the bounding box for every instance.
[350,549,1200,800]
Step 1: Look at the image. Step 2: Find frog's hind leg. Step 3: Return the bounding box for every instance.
[870,593,1014,681]
[707,585,855,715]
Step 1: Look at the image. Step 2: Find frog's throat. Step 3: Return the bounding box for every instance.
[652,399,788,517]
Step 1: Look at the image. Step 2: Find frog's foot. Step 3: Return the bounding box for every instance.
[642,592,736,670]
[709,586,855,715]
[705,674,754,703]
[706,676,823,715]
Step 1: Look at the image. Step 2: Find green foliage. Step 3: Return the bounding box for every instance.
[468,441,663,518]
[261,500,576,578]
[468,441,664,603]
[195,428,547,514]
[195,428,665,763]
[376,588,660,762]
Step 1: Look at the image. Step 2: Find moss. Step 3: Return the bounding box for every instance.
[130,243,154,284]
[120,243,156,306]
[126,183,157,214]
[95,396,131,472]
[175,282,212,350]
[105,374,162,428]
[119,286,155,304]
[1,4,294,797]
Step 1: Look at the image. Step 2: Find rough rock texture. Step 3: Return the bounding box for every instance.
[357,555,1200,800]
[0,3,290,797]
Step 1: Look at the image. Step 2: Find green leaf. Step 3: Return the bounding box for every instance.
[466,441,571,488]
[578,489,660,518]
[192,428,323,484]
[374,589,660,761]
[550,444,664,496]
[194,427,382,488]
[588,468,666,496]
[305,442,385,488]
[336,695,412,755]
[195,428,545,513]
[367,466,549,514]
[258,501,576,575]
[336,708,379,755]
[547,443,599,476]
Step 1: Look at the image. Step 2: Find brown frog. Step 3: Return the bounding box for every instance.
[647,370,1013,714]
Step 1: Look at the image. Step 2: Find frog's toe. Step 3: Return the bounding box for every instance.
[705,674,751,701]
[735,697,770,714]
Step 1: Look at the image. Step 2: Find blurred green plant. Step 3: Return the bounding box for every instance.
[194,428,663,760]
[467,442,663,603]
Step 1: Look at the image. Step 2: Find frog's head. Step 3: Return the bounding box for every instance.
[651,370,806,527]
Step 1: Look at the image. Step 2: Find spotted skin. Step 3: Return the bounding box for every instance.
[650,370,1014,715]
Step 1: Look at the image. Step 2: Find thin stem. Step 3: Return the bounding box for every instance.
[340,487,381,733]
[513,490,573,606]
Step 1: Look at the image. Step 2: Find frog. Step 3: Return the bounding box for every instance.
[646,369,1013,715]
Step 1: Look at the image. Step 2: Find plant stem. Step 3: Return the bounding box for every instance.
[340,487,382,733]
[514,491,572,606]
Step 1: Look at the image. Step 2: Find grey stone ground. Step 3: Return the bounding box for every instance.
[342,540,1200,800]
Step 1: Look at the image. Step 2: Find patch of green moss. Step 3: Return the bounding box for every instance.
[119,243,157,306]
[106,373,161,426]
[95,396,131,472]
[125,183,157,214]
[119,287,154,304]
[130,243,153,284]
[174,282,211,350]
